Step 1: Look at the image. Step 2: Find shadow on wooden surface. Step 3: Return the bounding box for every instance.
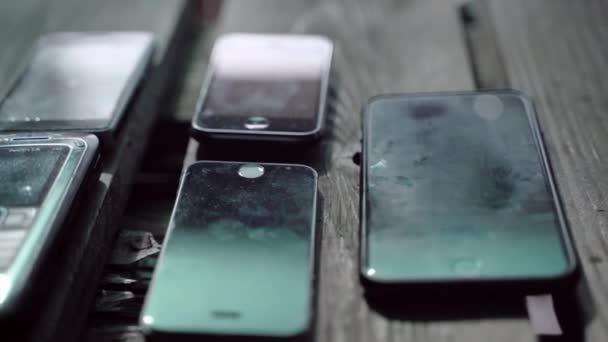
[366,291,525,320]
[364,275,594,342]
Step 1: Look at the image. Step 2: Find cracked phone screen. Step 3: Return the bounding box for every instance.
[144,162,317,335]
[365,94,570,280]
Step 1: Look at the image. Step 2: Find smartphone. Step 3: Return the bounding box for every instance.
[0,133,99,317]
[0,32,154,145]
[141,161,318,340]
[361,90,578,293]
[191,33,333,143]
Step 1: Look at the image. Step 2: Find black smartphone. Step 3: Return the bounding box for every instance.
[361,90,578,294]
[0,32,154,145]
[191,33,333,143]
[0,133,99,317]
[141,161,318,340]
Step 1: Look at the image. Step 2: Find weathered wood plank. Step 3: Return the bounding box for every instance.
[461,2,509,89]
[483,1,608,340]
[0,1,190,341]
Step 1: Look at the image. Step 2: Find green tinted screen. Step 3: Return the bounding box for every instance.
[364,93,571,281]
[143,162,317,337]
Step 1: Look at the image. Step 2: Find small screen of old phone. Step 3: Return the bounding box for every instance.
[0,145,69,206]
[0,145,69,270]
[364,93,572,281]
[198,35,331,132]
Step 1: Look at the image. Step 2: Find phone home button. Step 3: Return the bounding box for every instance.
[244,116,269,130]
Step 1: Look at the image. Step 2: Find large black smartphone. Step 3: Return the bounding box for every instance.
[141,161,318,341]
[191,33,333,143]
[361,90,578,294]
[0,32,154,145]
[0,133,99,317]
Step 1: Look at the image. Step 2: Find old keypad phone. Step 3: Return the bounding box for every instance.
[0,133,98,317]
[141,161,318,340]
[361,91,577,292]
[192,33,333,142]
[0,32,154,145]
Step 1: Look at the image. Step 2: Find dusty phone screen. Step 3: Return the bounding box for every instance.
[364,93,571,280]
[142,162,317,336]
[0,145,69,207]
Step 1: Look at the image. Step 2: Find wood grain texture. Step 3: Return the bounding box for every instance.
[0,1,189,341]
[484,1,608,341]
[461,2,509,89]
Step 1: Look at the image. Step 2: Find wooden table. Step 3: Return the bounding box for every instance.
[2,0,608,341]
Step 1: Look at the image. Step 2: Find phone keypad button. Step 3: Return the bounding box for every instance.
[244,116,269,130]
[0,230,27,270]
[1,208,36,229]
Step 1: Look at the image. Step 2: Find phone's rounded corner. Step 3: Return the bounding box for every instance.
[138,312,169,341]
[272,315,313,341]
[295,125,324,143]
[138,31,157,45]
[365,94,394,109]
[138,315,153,335]
[137,309,157,336]
[359,265,385,287]
[184,160,208,172]
[291,163,319,180]
[189,120,211,141]
[363,94,401,121]
[79,133,100,150]
[359,267,404,299]
[549,256,580,288]
[491,88,535,105]
[87,121,115,139]
[309,34,334,52]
